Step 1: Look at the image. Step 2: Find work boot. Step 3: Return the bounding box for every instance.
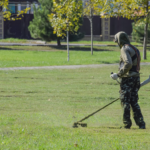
[139,125,146,129]
[139,122,146,129]
[123,122,132,129]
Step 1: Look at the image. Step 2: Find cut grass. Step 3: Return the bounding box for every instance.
[0,45,150,68]
[60,40,142,45]
[0,38,27,43]
[0,38,142,45]
[0,66,150,149]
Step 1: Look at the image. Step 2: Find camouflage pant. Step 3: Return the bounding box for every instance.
[120,76,145,128]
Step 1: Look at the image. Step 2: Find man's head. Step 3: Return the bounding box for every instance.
[114,31,130,48]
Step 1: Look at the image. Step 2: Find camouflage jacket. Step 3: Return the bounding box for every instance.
[114,31,140,78]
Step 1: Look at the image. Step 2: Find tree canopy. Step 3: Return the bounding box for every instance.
[102,0,150,59]
[28,0,55,42]
[48,0,83,37]
[0,0,30,20]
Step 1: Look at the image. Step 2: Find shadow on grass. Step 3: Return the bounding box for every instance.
[0,45,116,52]
[146,47,150,51]
[51,46,114,52]
[0,47,15,50]
[96,60,119,64]
[0,47,24,51]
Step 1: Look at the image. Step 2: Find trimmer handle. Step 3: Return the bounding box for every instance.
[110,72,120,84]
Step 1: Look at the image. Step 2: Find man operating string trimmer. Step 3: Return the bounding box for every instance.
[73,32,150,129]
[110,31,146,129]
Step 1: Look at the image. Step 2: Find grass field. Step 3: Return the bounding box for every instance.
[0,38,144,45]
[0,45,150,68]
[0,65,150,149]
[0,38,27,43]
[0,44,150,149]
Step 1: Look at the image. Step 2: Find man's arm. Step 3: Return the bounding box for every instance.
[117,48,132,77]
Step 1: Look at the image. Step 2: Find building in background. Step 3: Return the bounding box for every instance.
[3,0,39,39]
[81,0,134,41]
[80,16,134,41]
[8,0,39,14]
[2,0,134,41]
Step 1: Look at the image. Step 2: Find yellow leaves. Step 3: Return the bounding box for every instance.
[48,0,83,37]
[0,0,9,8]
[11,18,15,21]
[143,0,149,5]
[2,0,30,21]
[57,5,62,9]
[25,7,31,12]
[104,0,150,20]
[50,0,150,37]
[134,5,139,10]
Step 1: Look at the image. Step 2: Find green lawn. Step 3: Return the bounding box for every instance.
[61,40,142,45]
[0,66,150,149]
[0,38,142,45]
[0,45,150,149]
[0,38,27,43]
[0,45,150,68]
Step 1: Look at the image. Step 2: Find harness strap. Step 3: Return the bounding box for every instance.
[126,44,140,72]
[132,54,137,61]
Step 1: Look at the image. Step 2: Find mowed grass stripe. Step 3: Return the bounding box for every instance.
[0,66,149,149]
[0,45,150,67]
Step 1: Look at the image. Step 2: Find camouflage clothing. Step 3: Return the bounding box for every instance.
[120,76,145,128]
[114,31,140,78]
[114,31,146,129]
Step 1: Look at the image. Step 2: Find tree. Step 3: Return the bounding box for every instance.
[83,0,107,55]
[132,21,150,43]
[1,0,30,21]
[49,0,108,55]
[48,0,83,61]
[49,0,83,37]
[28,0,61,46]
[102,0,150,59]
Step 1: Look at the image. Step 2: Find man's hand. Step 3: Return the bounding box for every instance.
[110,73,118,80]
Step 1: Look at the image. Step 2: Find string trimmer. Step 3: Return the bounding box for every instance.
[72,97,120,128]
[73,75,150,128]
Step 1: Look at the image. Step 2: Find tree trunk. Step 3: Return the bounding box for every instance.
[143,1,149,60]
[90,8,93,55]
[67,30,69,61]
[57,37,61,46]
[143,22,148,59]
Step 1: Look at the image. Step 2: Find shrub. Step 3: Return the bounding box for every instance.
[68,31,84,41]
[132,22,150,43]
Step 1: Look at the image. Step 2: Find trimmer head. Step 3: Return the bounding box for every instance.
[72,122,87,128]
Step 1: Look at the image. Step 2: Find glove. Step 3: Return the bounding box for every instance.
[110,73,118,80]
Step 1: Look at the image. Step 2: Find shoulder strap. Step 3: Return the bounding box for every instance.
[125,44,140,72]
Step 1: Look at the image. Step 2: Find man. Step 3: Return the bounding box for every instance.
[110,31,146,129]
